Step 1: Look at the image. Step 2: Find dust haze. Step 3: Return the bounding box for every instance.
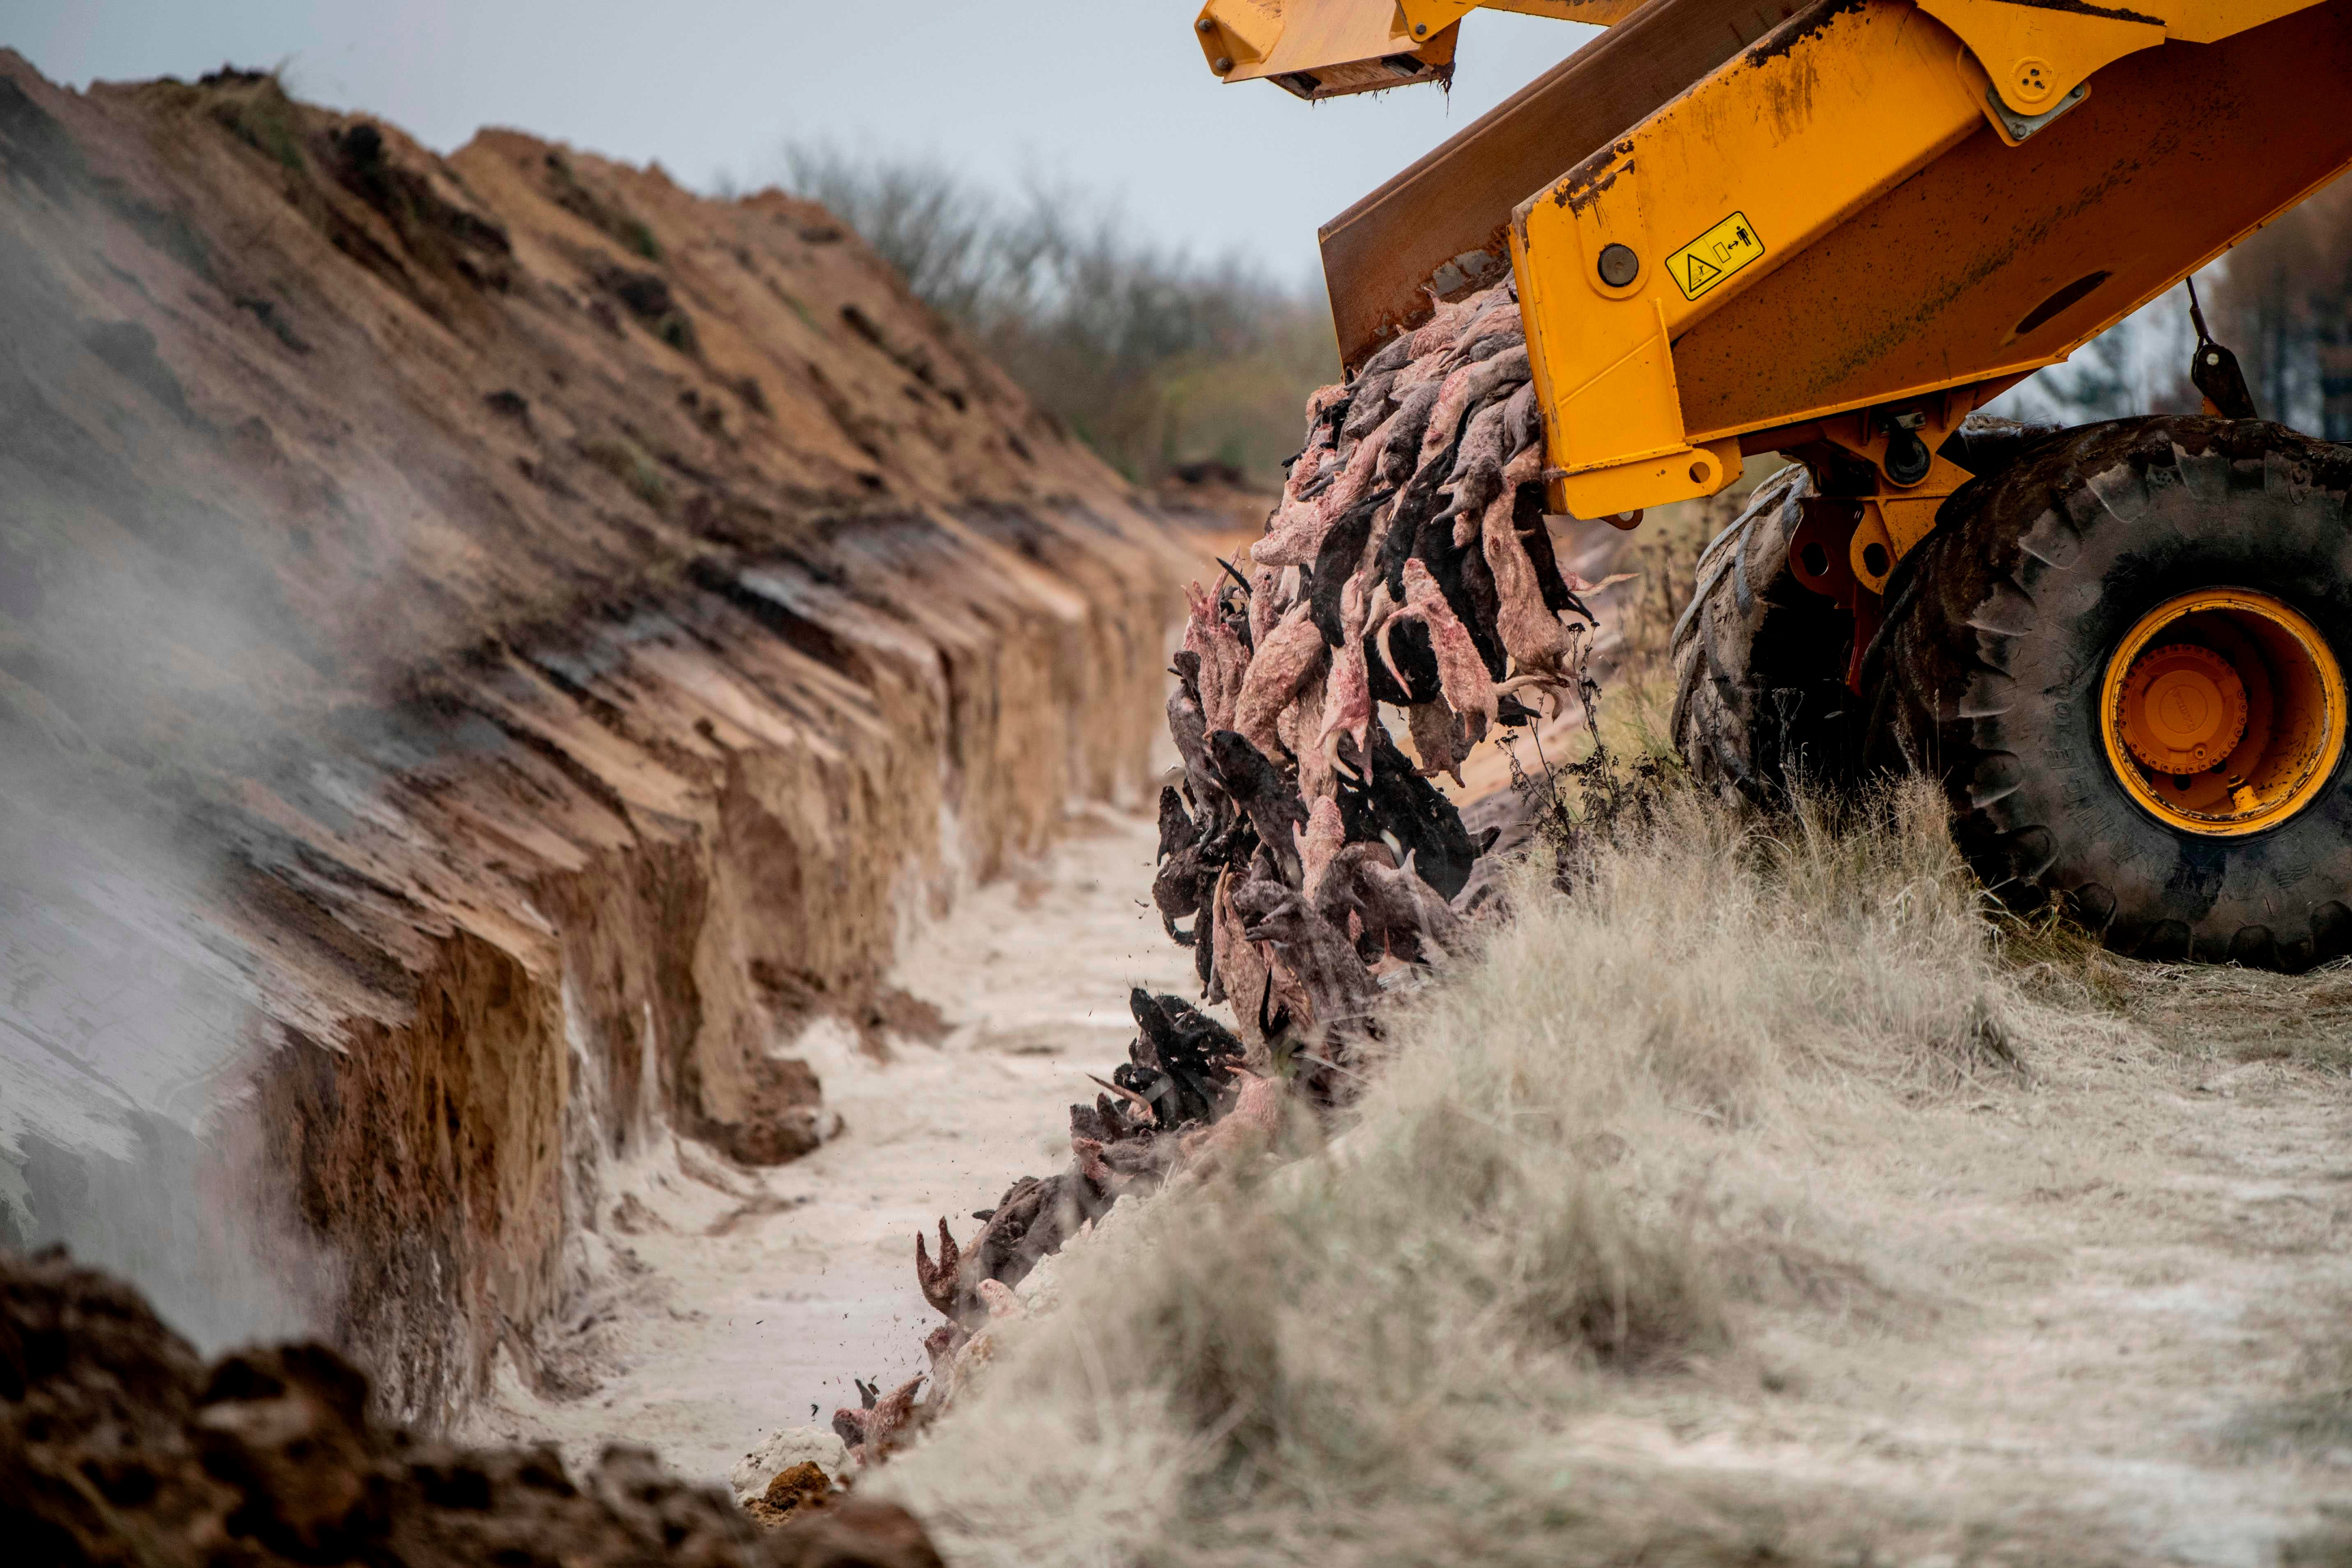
[0,471,336,1348]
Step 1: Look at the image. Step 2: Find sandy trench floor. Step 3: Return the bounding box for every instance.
[458,802,1196,1488]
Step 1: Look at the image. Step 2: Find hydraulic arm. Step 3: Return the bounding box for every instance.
[1204,0,2352,586]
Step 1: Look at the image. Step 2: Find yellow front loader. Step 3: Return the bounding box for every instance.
[1197,0,2352,965]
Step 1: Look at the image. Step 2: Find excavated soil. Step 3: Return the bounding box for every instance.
[0,1245,945,1566]
[0,55,1189,1426]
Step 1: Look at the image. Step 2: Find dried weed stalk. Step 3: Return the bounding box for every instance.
[875,776,2067,1566]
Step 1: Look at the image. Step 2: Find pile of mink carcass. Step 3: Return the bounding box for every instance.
[836,280,1597,1463]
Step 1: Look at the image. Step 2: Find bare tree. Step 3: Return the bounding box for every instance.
[779,147,1337,487]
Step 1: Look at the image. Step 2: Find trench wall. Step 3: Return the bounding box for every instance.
[0,58,1187,1423]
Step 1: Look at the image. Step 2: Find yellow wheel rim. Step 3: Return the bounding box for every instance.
[2099,589,2346,836]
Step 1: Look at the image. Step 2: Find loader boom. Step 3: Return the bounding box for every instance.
[1207,0,2352,589]
[1508,0,2351,557]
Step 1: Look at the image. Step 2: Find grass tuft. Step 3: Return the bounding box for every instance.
[876,776,2056,1565]
[201,68,307,172]
[582,436,670,512]
[543,151,665,261]
[1998,902,2352,1070]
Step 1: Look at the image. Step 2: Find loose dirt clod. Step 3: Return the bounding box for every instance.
[744,1462,832,1528]
[0,1246,942,1566]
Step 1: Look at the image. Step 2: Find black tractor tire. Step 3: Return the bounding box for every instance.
[1861,416,2352,968]
[1670,465,1856,805]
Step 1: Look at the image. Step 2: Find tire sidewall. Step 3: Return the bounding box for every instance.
[1989,441,2352,960]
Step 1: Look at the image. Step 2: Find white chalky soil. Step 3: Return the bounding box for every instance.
[457,802,1197,1488]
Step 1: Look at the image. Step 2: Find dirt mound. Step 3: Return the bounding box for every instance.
[0,55,1186,1423]
[0,1247,941,1567]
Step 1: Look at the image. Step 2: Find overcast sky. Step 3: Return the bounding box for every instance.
[5,1,1599,284]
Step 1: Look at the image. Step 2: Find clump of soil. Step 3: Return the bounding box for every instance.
[0,1247,940,1567]
[744,1462,833,1528]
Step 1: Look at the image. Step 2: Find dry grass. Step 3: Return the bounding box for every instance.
[1998,907,2352,1071]
[873,778,2097,1565]
[839,463,2352,1557]
[2223,1338,2352,1460]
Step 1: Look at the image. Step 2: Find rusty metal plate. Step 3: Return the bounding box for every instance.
[1316,0,1810,373]
[1675,0,2352,447]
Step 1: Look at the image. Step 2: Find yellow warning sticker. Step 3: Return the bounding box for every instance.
[1668,211,1765,301]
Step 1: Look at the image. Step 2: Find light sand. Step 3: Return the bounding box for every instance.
[458,802,1194,1487]
[1556,1047,2352,1561]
